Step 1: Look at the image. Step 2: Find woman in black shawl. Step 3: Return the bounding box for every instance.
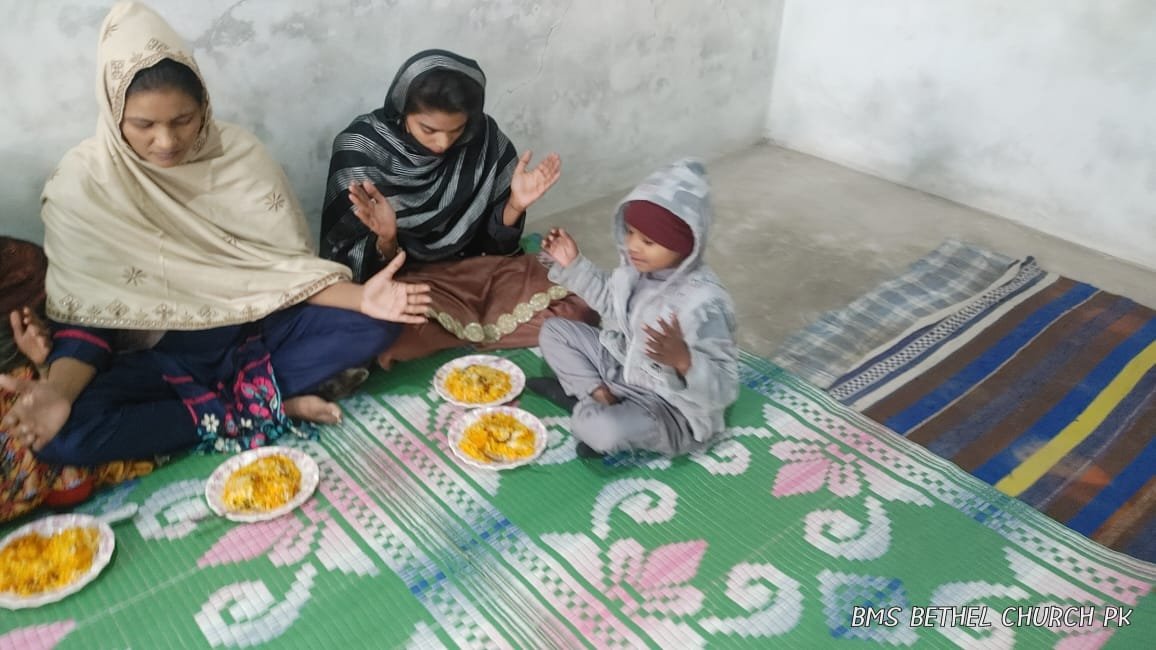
[321,50,594,364]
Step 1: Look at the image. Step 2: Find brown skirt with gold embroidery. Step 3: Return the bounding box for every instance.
[378,254,598,367]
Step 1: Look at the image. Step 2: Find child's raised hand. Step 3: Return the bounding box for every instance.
[542,227,579,268]
[643,315,691,377]
[10,307,51,367]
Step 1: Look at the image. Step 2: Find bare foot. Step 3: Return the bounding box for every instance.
[11,307,51,367]
[590,384,620,406]
[284,395,342,424]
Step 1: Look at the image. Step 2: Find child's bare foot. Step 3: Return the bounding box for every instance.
[591,384,620,406]
[10,307,51,367]
[284,395,342,424]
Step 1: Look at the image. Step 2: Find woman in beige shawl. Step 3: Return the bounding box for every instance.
[0,2,430,466]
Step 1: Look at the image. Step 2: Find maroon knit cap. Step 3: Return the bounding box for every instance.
[623,201,694,256]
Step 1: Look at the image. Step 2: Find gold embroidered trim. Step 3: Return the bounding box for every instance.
[45,272,348,330]
[430,284,570,344]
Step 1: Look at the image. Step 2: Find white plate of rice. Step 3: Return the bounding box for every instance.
[0,513,115,609]
[448,406,547,471]
[204,446,320,523]
[434,355,525,408]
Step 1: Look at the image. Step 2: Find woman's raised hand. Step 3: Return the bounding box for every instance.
[509,151,561,213]
[542,227,579,268]
[348,181,398,242]
[359,250,433,324]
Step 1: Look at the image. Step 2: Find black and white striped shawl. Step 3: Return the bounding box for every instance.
[320,50,519,280]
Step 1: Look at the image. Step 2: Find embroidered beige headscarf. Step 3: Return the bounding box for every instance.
[41,1,350,330]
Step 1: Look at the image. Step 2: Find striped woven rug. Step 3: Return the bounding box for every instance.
[827,255,1156,562]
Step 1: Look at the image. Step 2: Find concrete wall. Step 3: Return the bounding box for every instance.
[768,1,1156,270]
[1,0,776,244]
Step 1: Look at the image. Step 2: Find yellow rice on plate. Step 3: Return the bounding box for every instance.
[0,527,99,596]
[459,412,537,463]
[222,454,302,513]
[444,364,513,404]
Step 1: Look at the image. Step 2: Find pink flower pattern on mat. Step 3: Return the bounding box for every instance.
[197,502,326,568]
[0,621,76,649]
[198,517,305,568]
[605,539,707,619]
[770,440,862,498]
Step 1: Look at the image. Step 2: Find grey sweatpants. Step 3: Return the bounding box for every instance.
[538,318,698,456]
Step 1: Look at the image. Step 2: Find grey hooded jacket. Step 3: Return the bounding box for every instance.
[548,159,739,443]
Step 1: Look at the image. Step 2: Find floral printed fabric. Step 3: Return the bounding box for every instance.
[161,337,310,454]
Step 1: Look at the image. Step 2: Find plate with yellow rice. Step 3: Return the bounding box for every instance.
[434,354,525,408]
[205,447,320,523]
[448,406,548,470]
[0,513,115,609]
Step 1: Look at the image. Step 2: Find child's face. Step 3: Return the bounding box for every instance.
[625,225,686,273]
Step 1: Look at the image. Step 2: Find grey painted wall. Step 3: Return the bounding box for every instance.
[1,0,776,244]
[768,1,1156,270]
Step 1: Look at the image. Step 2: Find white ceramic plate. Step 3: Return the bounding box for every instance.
[448,406,548,470]
[0,514,115,610]
[205,446,320,523]
[434,355,526,408]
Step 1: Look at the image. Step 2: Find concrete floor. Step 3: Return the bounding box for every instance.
[537,143,1156,359]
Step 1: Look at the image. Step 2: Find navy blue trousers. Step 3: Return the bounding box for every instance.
[37,305,399,465]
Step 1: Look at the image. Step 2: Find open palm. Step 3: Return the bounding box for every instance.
[509,151,561,212]
[360,251,433,324]
[643,316,692,376]
[542,227,580,268]
[348,180,398,241]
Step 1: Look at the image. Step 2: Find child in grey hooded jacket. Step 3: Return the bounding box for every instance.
[535,159,739,457]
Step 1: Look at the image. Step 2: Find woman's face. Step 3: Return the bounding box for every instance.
[404,109,468,155]
[120,87,204,167]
